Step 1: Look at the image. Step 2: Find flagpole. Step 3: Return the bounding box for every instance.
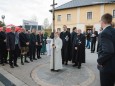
[51,0,57,70]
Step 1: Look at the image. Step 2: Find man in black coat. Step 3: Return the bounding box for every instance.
[71,27,77,63]
[29,28,37,61]
[7,27,20,68]
[60,25,71,65]
[0,27,7,66]
[73,29,85,69]
[19,29,29,65]
[97,13,115,86]
[36,31,43,59]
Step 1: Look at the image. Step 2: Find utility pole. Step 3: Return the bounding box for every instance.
[51,0,57,70]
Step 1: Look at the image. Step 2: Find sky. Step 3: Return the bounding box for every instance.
[0,0,71,26]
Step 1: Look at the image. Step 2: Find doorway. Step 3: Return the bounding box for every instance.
[86,25,93,32]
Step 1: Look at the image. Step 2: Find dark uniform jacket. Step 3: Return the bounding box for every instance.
[97,26,115,73]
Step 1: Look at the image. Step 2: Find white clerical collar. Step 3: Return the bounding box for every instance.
[103,25,111,30]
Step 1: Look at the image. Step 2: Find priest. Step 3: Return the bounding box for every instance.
[50,32,63,72]
[60,25,71,65]
[73,29,85,69]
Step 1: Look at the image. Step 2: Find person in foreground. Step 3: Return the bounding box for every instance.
[97,13,115,86]
[50,32,63,72]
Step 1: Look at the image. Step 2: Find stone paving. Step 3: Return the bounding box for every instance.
[31,63,95,86]
[0,49,100,86]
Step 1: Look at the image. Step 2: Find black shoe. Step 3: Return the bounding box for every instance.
[21,62,24,65]
[51,69,54,71]
[10,65,14,68]
[37,57,41,59]
[55,70,59,72]
[25,60,29,63]
[78,66,81,69]
[62,62,64,64]
[33,58,37,60]
[14,64,19,67]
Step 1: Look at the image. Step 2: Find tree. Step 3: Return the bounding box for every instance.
[0,21,5,27]
[43,18,49,29]
[30,15,38,22]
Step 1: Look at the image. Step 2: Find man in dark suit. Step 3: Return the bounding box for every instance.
[36,31,43,59]
[29,28,37,61]
[7,27,20,68]
[19,29,29,65]
[97,13,115,86]
[0,27,7,66]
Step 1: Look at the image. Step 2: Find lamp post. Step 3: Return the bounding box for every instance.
[51,0,57,70]
[1,15,5,24]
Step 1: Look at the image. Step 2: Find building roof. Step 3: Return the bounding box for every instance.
[55,0,115,10]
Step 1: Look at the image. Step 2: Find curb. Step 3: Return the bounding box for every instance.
[31,64,95,86]
[0,67,29,86]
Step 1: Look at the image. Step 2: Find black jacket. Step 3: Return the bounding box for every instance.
[7,32,18,50]
[97,26,115,72]
[36,34,43,46]
[29,33,37,46]
[19,32,28,47]
[0,31,6,49]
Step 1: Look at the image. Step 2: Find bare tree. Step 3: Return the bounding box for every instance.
[30,15,38,22]
[43,18,49,29]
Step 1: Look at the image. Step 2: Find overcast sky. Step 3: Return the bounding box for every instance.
[0,0,71,26]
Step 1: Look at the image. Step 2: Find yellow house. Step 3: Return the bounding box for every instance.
[54,0,115,32]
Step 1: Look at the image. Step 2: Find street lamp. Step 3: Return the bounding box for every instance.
[51,0,57,70]
[1,15,5,24]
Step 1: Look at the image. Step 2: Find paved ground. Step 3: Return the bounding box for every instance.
[0,49,100,86]
[0,81,5,86]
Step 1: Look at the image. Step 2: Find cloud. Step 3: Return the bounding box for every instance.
[0,0,71,26]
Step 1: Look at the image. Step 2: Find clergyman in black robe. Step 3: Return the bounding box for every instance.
[60,25,71,65]
[73,29,85,69]
[70,27,77,63]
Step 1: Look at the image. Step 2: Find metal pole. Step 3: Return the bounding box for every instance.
[51,0,57,70]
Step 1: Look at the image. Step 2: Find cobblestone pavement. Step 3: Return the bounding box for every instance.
[0,49,100,86]
[31,63,95,86]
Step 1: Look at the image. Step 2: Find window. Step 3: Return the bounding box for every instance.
[87,12,92,20]
[57,15,61,21]
[67,14,71,21]
[113,10,115,18]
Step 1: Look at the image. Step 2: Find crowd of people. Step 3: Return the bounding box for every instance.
[50,25,86,71]
[0,27,47,68]
[0,13,115,86]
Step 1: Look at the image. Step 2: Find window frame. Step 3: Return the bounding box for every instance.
[87,12,92,20]
[57,15,61,22]
[67,14,71,21]
[113,10,115,18]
